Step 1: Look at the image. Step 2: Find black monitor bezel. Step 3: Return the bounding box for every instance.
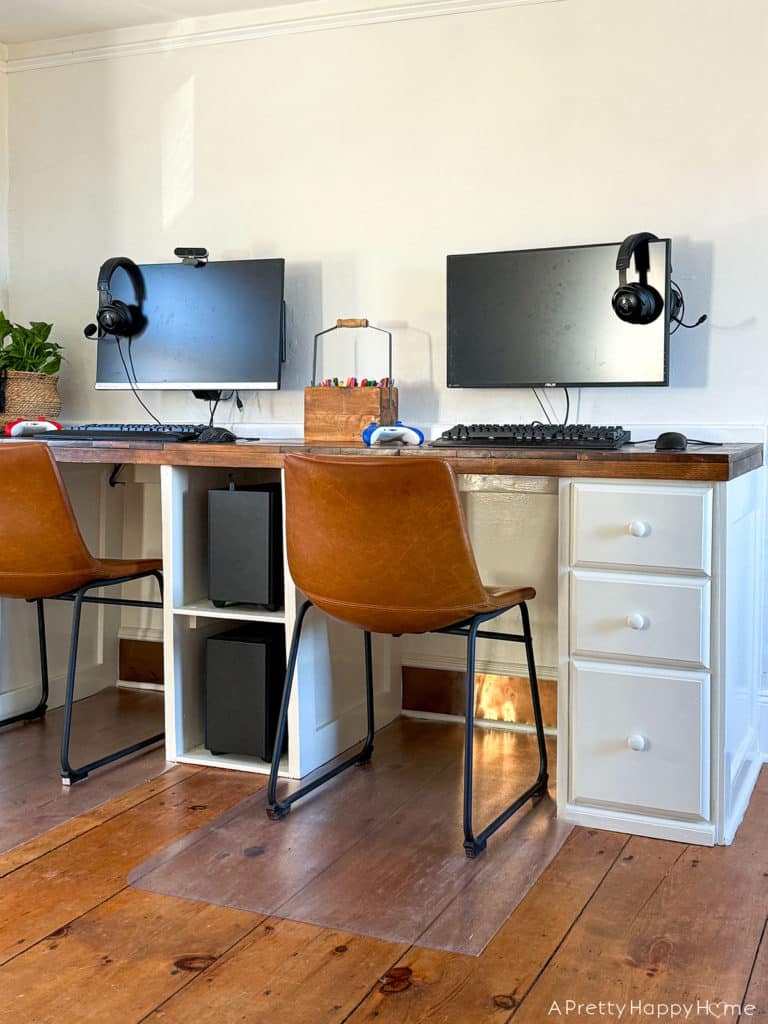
[94,257,286,392]
[446,239,671,389]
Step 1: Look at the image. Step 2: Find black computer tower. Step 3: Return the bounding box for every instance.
[204,624,287,761]
[208,482,284,610]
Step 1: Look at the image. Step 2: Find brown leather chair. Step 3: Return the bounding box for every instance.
[0,443,164,784]
[267,453,548,857]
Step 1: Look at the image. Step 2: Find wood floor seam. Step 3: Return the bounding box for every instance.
[338,943,420,1024]
[0,882,132,971]
[737,913,768,1021]
[0,767,203,881]
[621,841,690,932]
[133,911,272,1024]
[502,832,632,1022]
[267,754,459,921]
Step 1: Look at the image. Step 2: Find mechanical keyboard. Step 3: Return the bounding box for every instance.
[35,423,204,443]
[430,423,631,449]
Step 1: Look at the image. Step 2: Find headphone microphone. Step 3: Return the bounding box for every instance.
[84,257,145,340]
[612,232,664,325]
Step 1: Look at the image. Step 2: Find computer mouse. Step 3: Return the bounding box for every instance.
[654,431,688,452]
[197,426,237,444]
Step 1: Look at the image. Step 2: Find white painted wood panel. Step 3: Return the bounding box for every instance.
[161,464,401,780]
[571,570,710,669]
[570,660,710,820]
[402,480,558,678]
[571,481,712,575]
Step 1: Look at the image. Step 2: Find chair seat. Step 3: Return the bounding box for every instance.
[311,584,536,635]
[93,557,163,582]
[483,585,537,609]
[0,558,163,601]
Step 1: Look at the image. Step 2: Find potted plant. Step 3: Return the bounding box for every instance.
[0,312,64,425]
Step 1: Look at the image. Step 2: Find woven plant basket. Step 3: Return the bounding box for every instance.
[0,370,61,427]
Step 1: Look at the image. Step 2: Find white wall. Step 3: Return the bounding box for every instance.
[0,59,8,311]
[5,0,768,431]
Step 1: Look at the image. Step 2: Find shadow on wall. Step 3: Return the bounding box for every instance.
[394,325,437,427]
[282,260,323,390]
[668,237,713,390]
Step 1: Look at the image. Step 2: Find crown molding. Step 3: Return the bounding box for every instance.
[5,0,564,74]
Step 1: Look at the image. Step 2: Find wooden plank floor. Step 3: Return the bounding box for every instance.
[0,687,167,856]
[0,727,766,1021]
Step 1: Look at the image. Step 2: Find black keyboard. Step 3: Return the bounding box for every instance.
[430,423,631,449]
[37,423,204,443]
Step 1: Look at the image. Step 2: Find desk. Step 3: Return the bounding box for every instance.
[23,438,768,845]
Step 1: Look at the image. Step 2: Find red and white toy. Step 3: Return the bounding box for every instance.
[4,417,63,437]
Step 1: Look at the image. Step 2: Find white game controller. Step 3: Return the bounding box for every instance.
[363,421,424,446]
[5,417,62,437]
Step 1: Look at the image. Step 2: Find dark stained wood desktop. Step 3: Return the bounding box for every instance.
[29,437,764,481]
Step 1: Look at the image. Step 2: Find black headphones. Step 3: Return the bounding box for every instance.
[84,257,145,339]
[612,233,668,325]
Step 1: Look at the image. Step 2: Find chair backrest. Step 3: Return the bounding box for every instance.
[284,453,489,633]
[0,443,99,598]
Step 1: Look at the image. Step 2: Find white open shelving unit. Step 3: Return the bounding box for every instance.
[159,463,402,781]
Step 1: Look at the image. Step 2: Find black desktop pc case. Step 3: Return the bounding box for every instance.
[208,482,284,610]
[204,624,287,761]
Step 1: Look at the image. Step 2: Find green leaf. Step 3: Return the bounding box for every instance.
[0,317,61,373]
[29,321,53,343]
[0,312,12,341]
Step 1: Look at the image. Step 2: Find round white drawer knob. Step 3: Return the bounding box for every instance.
[627,734,650,752]
[625,613,650,631]
[628,520,651,537]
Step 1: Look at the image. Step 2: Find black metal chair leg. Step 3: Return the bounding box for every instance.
[462,618,483,858]
[60,574,165,786]
[357,630,375,765]
[520,601,549,791]
[0,599,51,730]
[267,603,378,820]
[461,604,551,859]
[36,599,50,715]
[60,590,86,784]
[266,599,311,817]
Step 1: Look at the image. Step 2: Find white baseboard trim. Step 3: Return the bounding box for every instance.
[722,750,763,845]
[560,803,716,847]
[401,707,557,737]
[758,691,768,761]
[118,626,164,644]
[117,680,165,693]
[0,663,116,717]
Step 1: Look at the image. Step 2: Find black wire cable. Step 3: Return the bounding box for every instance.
[208,394,221,426]
[670,281,684,335]
[532,388,552,424]
[563,386,570,427]
[671,280,708,332]
[115,335,163,424]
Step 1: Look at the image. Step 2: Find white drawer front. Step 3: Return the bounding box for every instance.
[570,661,710,819]
[572,482,712,574]
[572,572,710,668]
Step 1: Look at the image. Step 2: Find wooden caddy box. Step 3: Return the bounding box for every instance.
[304,386,399,443]
[305,317,398,442]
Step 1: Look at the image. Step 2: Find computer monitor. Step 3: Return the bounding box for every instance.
[95,258,285,391]
[447,240,671,388]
